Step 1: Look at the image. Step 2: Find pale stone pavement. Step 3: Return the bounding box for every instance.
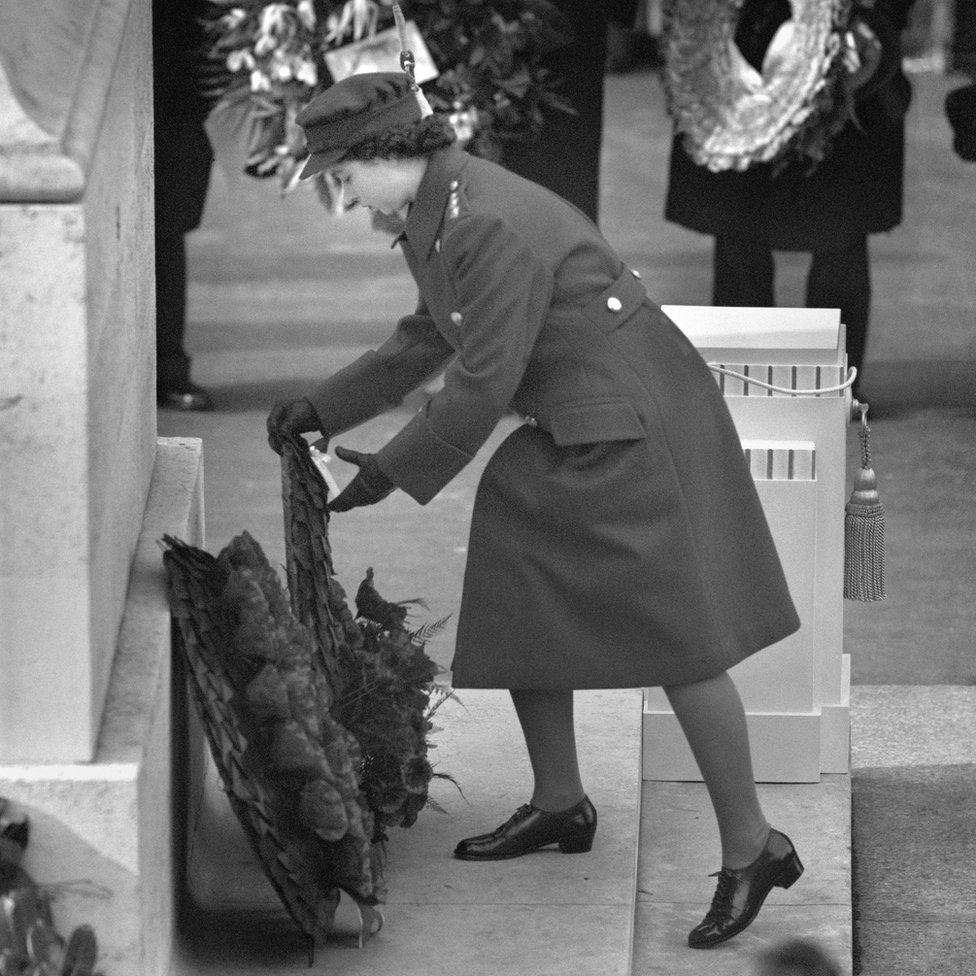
[160,69,976,975]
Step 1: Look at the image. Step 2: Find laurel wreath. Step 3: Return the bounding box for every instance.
[161,432,455,951]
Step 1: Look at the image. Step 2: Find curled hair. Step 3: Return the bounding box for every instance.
[343,114,456,162]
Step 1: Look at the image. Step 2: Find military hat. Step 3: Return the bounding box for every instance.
[296,71,423,180]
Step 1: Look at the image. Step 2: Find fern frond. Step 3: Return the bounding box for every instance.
[410,614,453,647]
[431,770,465,799]
[426,687,463,718]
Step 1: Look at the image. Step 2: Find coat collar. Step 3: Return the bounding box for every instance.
[401,146,470,257]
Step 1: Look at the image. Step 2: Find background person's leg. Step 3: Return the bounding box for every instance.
[806,237,871,383]
[712,235,776,307]
[155,225,191,393]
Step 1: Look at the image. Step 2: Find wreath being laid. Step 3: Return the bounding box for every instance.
[202,0,573,198]
[162,433,454,954]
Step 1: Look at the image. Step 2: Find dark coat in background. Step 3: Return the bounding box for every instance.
[665,0,916,250]
[310,147,799,689]
[153,0,215,234]
[501,0,639,225]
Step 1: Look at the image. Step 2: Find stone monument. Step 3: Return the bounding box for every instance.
[0,1,203,972]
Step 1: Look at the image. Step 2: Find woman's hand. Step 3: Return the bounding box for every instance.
[267,398,322,454]
[328,446,395,512]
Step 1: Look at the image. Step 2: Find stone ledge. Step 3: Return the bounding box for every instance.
[0,438,203,976]
[851,685,976,769]
[635,775,853,975]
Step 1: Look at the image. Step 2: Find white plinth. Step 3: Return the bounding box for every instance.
[643,307,852,782]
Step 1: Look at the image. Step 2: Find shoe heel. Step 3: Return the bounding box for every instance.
[558,828,595,854]
[776,851,804,889]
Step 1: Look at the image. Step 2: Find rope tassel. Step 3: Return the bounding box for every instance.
[844,403,887,601]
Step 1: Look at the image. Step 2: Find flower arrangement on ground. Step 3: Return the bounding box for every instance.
[203,0,572,196]
[0,799,104,976]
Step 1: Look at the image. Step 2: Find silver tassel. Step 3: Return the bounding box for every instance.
[844,403,887,601]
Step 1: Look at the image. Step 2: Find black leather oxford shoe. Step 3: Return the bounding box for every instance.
[453,796,597,860]
[688,828,803,949]
[157,381,215,412]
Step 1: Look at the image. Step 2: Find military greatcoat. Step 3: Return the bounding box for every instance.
[311,146,800,689]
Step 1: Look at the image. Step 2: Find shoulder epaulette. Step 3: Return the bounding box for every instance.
[446,179,463,221]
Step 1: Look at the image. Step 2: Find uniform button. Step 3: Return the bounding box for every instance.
[451,311,463,325]
[607,296,623,312]
[450,180,459,190]
[631,268,642,279]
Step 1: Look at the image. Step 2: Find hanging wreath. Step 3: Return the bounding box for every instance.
[662,0,887,174]
[201,0,573,195]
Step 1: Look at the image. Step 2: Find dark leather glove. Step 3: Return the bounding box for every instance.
[328,446,395,513]
[267,397,323,455]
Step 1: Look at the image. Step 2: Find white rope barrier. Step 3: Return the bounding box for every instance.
[706,364,857,396]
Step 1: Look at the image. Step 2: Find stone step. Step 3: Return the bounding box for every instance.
[632,777,852,975]
[173,687,644,976]
[850,685,976,976]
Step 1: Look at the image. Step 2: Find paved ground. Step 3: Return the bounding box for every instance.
[161,68,976,975]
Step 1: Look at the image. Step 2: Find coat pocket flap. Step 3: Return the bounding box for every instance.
[549,398,646,446]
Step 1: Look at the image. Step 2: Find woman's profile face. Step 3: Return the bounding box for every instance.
[329,159,412,216]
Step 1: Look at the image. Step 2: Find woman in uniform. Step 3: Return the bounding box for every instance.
[267,71,804,949]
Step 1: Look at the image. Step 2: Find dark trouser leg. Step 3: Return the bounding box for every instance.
[155,225,191,391]
[501,0,607,224]
[712,235,776,307]
[806,237,870,379]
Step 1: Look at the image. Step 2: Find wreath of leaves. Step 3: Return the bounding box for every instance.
[162,432,454,948]
[662,0,860,175]
[202,0,574,191]
[279,434,458,837]
[163,533,382,952]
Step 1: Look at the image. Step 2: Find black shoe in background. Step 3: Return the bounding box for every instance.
[157,380,215,411]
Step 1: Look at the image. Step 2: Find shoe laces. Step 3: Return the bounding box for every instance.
[703,868,738,923]
[493,804,533,836]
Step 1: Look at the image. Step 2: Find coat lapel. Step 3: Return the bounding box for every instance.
[403,146,470,259]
